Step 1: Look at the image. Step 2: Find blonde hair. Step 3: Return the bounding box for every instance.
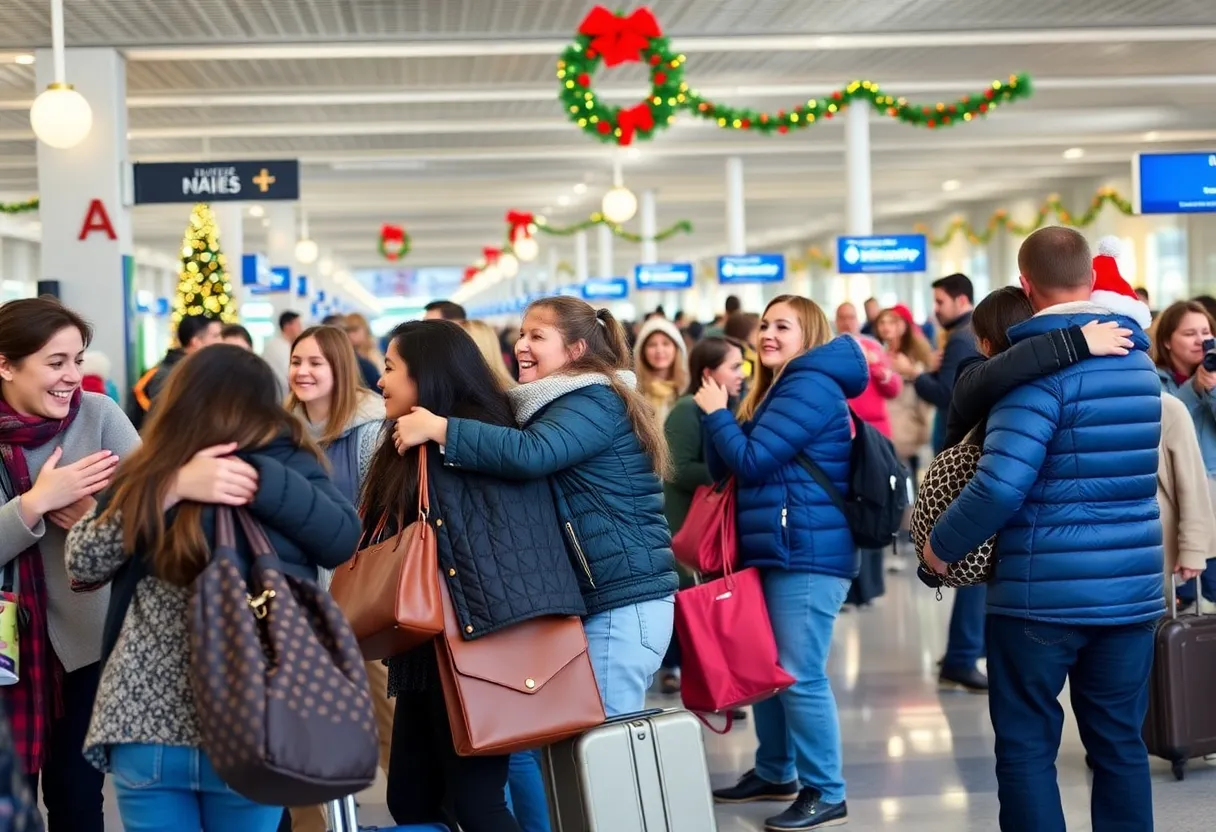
[463,320,516,390]
[285,326,366,446]
[737,295,833,423]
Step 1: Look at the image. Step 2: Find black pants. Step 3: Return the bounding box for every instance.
[27,661,105,832]
[386,662,520,832]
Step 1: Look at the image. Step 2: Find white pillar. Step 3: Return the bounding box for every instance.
[597,223,614,278]
[574,231,589,284]
[726,156,746,255]
[544,245,559,294]
[844,103,874,306]
[263,203,296,318]
[35,48,133,391]
[213,203,244,310]
[640,190,658,265]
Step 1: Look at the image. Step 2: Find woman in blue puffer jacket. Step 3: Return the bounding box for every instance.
[390,297,679,719]
[696,294,867,832]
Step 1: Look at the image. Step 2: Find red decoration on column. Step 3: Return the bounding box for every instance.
[506,210,535,242]
[483,247,502,265]
[577,5,661,67]
[463,266,478,283]
[78,199,117,241]
[616,103,656,145]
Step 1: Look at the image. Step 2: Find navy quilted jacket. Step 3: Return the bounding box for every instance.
[704,336,869,577]
[929,306,1165,626]
[443,378,678,616]
[427,461,586,639]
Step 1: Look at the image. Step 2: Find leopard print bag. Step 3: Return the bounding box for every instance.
[911,432,995,588]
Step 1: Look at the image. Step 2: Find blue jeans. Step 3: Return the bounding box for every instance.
[583,596,674,718]
[506,749,551,832]
[943,583,987,671]
[111,744,282,832]
[753,570,851,804]
[987,615,1155,832]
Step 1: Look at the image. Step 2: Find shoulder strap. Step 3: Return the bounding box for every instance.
[795,453,847,515]
[0,466,13,593]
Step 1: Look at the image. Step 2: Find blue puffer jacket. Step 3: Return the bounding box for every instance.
[929,306,1164,626]
[704,336,869,577]
[1158,367,1216,477]
[442,373,678,616]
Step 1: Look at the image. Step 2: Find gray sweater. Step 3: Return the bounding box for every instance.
[0,393,140,672]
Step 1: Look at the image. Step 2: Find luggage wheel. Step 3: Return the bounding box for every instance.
[1172,760,1186,781]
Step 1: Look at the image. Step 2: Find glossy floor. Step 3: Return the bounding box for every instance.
[86,558,1214,830]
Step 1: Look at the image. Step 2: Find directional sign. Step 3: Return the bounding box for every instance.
[250,266,291,295]
[241,253,268,287]
[836,234,927,274]
[582,277,630,301]
[634,262,694,291]
[133,159,300,205]
[718,253,785,285]
[1134,152,1216,214]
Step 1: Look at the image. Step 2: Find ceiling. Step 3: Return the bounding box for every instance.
[1,0,1216,296]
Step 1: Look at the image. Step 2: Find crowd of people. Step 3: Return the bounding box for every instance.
[0,225,1211,831]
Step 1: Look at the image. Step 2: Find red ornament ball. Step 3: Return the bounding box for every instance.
[927,120,937,128]
[577,73,590,87]
[654,72,667,85]
[650,53,662,66]
[984,88,996,100]
[740,118,751,129]
[586,48,598,59]
[778,125,789,134]
[596,120,612,134]
[759,113,769,123]
[831,91,842,101]
[979,102,989,113]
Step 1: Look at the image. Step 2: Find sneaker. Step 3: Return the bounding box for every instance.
[713,769,799,804]
[764,788,848,830]
[939,665,988,693]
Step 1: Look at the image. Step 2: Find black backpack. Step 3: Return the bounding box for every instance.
[797,409,910,549]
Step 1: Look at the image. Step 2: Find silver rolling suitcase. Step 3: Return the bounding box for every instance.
[541,709,718,832]
[328,796,360,832]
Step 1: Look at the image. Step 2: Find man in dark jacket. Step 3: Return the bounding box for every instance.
[128,315,220,429]
[913,273,988,693]
[924,227,1163,832]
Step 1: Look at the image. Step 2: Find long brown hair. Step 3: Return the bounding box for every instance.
[526,297,670,478]
[1153,300,1216,372]
[101,345,320,585]
[285,325,366,446]
[874,308,933,367]
[737,295,832,423]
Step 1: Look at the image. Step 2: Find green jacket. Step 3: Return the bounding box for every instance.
[663,395,712,533]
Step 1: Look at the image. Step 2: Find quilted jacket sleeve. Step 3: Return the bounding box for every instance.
[443,393,616,480]
[702,372,838,482]
[930,379,1063,563]
[244,451,362,570]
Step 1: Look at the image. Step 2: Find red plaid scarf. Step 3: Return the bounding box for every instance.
[0,390,81,775]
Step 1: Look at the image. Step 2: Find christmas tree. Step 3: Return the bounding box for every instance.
[173,202,237,324]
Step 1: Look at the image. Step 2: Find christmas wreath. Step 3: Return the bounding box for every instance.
[559,6,1032,145]
[378,224,410,261]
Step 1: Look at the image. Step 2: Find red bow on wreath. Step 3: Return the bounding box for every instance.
[505,210,534,241]
[378,223,409,261]
[617,103,656,145]
[578,6,661,67]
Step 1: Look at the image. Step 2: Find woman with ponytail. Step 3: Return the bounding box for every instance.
[392,297,678,717]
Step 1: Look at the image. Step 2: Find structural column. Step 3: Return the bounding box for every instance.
[844,102,874,307]
[597,223,614,278]
[213,203,245,310]
[264,203,297,319]
[640,190,658,265]
[35,48,134,391]
[725,156,746,255]
[574,231,589,284]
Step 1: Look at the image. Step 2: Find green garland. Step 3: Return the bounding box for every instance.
[916,188,1135,247]
[558,7,1032,145]
[0,197,39,214]
[535,215,692,243]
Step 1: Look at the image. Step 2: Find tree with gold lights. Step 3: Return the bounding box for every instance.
[173,203,237,324]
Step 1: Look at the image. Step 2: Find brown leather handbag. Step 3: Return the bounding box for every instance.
[190,508,378,806]
[330,447,443,661]
[434,581,606,757]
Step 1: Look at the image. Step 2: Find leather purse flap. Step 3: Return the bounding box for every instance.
[445,614,589,695]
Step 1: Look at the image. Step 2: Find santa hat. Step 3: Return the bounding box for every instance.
[1090,236,1152,329]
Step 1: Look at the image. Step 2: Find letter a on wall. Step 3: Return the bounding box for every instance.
[78,199,117,240]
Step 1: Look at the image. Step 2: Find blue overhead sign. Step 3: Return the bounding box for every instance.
[718,253,785,285]
[296,275,308,298]
[836,234,927,274]
[250,266,291,295]
[241,253,268,287]
[133,159,300,205]
[582,277,630,301]
[1134,152,1216,214]
[634,262,693,291]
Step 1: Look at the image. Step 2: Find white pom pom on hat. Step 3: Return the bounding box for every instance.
[1096,235,1123,258]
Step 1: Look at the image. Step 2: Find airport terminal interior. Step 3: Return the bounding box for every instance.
[2,1,1216,830]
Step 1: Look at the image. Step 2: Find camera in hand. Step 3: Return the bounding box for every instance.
[1204,338,1216,372]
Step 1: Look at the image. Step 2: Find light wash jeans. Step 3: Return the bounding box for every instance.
[583,596,675,717]
[111,743,282,832]
[753,571,851,804]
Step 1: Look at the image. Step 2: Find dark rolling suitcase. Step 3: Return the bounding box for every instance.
[1141,576,1216,780]
[541,708,717,832]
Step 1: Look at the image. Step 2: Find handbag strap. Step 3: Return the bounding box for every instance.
[368,444,430,544]
[794,453,848,516]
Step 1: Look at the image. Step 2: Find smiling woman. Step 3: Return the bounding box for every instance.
[0,296,140,830]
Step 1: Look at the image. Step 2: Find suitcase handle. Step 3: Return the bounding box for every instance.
[1169,573,1204,620]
